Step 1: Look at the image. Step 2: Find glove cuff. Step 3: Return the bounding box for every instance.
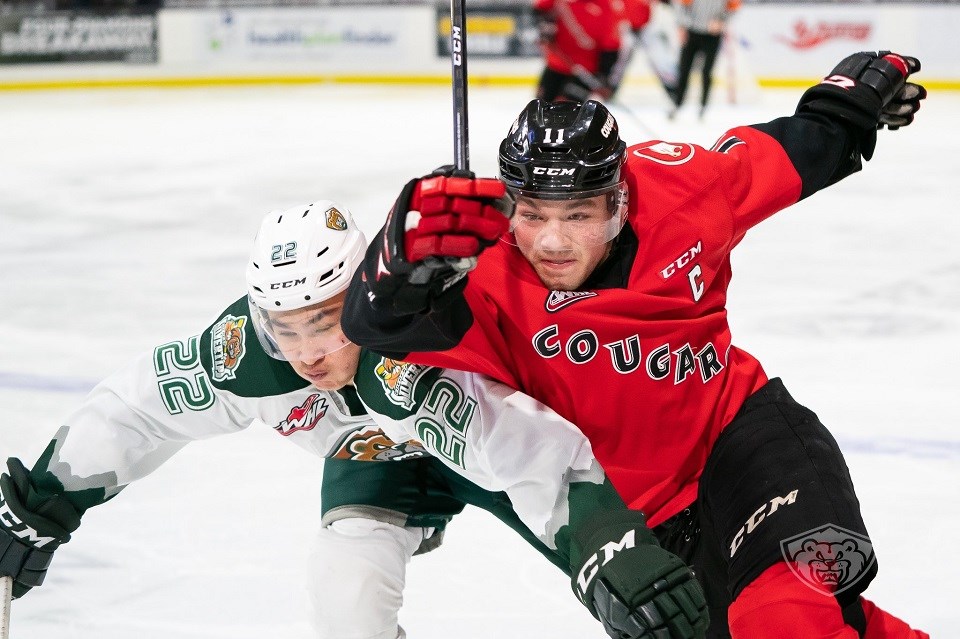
[572,508,657,557]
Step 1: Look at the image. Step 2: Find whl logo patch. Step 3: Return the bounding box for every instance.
[780,524,875,596]
[275,393,328,436]
[545,290,597,313]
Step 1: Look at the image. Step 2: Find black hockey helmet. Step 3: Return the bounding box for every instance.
[498,99,627,197]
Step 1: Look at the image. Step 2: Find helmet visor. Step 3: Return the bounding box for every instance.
[248,294,351,362]
[502,181,628,249]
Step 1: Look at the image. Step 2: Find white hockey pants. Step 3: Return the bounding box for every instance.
[308,517,429,639]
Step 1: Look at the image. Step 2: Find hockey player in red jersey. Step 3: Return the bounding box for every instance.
[534,0,634,101]
[343,52,929,638]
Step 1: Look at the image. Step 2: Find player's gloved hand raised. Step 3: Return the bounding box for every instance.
[573,510,708,639]
[797,51,926,160]
[0,458,80,598]
[360,166,513,316]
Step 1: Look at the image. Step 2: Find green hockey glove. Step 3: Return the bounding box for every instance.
[0,458,80,598]
[573,510,708,639]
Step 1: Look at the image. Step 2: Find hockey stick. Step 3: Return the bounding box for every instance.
[449,0,469,171]
[409,0,473,286]
[1,576,11,639]
[541,43,658,138]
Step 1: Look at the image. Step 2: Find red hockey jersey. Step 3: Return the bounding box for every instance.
[537,0,627,75]
[372,128,805,527]
[343,113,866,527]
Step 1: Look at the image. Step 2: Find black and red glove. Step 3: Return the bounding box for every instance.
[360,166,513,316]
[797,51,926,160]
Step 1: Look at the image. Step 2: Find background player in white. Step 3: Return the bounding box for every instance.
[1,200,703,638]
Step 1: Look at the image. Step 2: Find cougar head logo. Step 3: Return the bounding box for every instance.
[790,539,866,590]
[781,525,874,595]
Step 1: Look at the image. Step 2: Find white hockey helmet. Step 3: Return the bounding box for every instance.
[246,201,366,360]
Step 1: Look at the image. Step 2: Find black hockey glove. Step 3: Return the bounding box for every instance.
[0,458,80,598]
[573,510,708,639]
[360,166,513,316]
[797,51,926,160]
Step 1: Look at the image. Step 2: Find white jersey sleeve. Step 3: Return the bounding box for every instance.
[353,353,624,554]
[26,297,391,514]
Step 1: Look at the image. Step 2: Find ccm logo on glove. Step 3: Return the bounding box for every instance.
[575,528,636,600]
[0,485,57,548]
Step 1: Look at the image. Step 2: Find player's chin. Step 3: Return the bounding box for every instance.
[533,261,587,291]
[311,374,348,391]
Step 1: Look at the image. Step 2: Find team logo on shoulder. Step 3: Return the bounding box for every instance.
[211,314,247,382]
[275,393,328,436]
[545,290,597,313]
[325,206,348,231]
[375,358,429,409]
[332,429,428,462]
[632,141,695,165]
[780,524,876,596]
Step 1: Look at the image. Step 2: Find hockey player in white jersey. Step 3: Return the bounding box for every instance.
[1,201,707,639]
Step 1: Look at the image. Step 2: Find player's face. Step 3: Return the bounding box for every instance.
[267,292,361,390]
[512,193,616,291]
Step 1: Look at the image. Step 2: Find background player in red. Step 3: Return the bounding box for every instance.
[343,52,929,638]
[534,0,633,101]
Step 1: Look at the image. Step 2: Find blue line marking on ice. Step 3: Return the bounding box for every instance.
[836,436,960,460]
[0,371,97,394]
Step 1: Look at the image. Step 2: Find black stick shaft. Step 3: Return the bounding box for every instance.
[450,0,469,171]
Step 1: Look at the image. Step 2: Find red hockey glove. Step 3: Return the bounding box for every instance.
[403,167,511,264]
[797,51,926,160]
[572,510,709,639]
[361,166,512,316]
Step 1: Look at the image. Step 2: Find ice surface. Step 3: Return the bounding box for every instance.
[1,83,957,637]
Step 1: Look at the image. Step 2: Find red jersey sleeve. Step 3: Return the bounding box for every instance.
[708,126,804,247]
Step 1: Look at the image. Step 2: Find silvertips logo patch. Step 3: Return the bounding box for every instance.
[211,314,247,382]
[375,358,429,409]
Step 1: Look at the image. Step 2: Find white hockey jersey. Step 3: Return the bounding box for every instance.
[27,296,618,554]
